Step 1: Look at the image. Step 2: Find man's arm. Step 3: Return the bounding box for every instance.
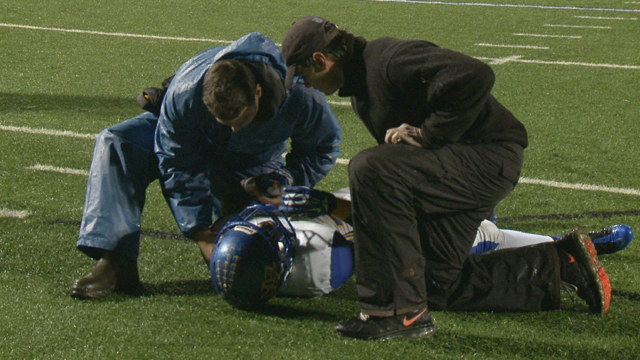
[388,43,495,147]
[281,85,342,187]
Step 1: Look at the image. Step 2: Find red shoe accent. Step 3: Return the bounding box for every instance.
[584,238,611,313]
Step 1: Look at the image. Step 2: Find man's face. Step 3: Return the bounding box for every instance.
[217,103,258,132]
[215,84,262,132]
[297,54,343,95]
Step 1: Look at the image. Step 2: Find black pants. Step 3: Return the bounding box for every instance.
[348,142,560,316]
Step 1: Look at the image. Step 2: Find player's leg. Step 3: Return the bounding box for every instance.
[470,220,553,254]
[71,112,160,299]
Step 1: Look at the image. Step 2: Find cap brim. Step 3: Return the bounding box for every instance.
[284,64,297,90]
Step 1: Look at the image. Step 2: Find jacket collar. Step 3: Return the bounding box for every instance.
[338,36,367,97]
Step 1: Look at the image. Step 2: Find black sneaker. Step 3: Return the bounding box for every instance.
[556,230,611,314]
[336,308,435,340]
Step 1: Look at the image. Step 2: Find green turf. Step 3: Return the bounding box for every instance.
[1,0,639,358]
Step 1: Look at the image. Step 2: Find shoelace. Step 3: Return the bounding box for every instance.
[561,281,580,305]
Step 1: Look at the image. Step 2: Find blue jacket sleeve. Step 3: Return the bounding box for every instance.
[155,105,219,238]
[281,85,342,187]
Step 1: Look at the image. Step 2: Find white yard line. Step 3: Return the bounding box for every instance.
[0,124,96,139]
[544,24,612,29]
[327,100,351,107]
[363,0,640,13]
[475,43,549,50]
[474,56,640,69]
[519,177,640,196]
[26,164,89,176]
[513,33,582,39]
[574,15,637,20]
[24,160,640,197]
[0,208,32,219]
[3,118,637,198]
[0,23,234,44]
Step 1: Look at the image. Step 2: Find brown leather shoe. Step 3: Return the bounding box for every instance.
[70,252,141,299]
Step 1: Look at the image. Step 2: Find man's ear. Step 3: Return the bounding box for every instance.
[311,52,327,71]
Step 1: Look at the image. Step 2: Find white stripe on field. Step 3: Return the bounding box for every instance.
[474,56,640,69]
[475,43,549,50]
[0,23,234,44]
[362,0,640,13]
[519,177,640,196]
[0,124,96,139]
[488,55,524,65]
[513,33,582,39]
[1,22,636,74]
[0,208,32,219]
[8,127,640,197]
[29,159,640,197]
[574,15,637,20]
[327,100,351,106]
[26,164,89,176]
[544,24,612,29]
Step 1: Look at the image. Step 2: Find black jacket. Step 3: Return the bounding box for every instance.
[339,36,528,149]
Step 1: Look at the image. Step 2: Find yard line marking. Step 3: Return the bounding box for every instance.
[475,43,549,50]
[0,124,96,139]
[513,33,582,39]
[361,0,640,13]
[519,177,640,196]
[26,164,89,176]
[0,23,234,44]
[26,160,640,198]
[0,208,32,219]
[574,15,637,20]
[475,56,640,69]
[487,55,524,65]
[544,24,612,29]
[327,100,351,107]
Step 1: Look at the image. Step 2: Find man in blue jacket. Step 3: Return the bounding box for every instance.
[70,32,342,299]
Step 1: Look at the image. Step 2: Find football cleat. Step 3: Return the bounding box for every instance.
[210,204,296,310]
[556,230,611,315]
[588,224,633,255]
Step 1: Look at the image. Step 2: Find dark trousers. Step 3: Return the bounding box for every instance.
[348,142,560,316]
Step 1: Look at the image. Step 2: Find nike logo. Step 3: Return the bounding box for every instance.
[566,252,576,264]
[403,309,427,327]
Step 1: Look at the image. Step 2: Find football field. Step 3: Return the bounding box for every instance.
[1,0,639,358]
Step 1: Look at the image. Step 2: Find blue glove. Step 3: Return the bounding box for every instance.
[241,171,292,198]
[279,186,337,218]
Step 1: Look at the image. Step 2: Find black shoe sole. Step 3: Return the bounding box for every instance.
[337,324,436,341]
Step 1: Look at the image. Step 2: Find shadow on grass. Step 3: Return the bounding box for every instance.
[141,279,216,296]
[260,303,346,323]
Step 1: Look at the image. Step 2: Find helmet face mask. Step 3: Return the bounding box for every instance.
[210,204,296,310]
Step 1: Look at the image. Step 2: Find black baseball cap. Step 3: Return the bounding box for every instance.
[282,16,340,90]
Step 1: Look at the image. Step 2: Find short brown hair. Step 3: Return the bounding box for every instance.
[203,59,256,121]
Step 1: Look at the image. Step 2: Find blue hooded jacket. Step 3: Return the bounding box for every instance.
[154,32,342,238]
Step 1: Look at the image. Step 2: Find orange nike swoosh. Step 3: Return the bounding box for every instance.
[403,309,427,327]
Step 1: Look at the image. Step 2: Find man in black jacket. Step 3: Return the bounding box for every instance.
[281,16,611,341]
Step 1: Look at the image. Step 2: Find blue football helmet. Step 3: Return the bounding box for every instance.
[210,204,296,310]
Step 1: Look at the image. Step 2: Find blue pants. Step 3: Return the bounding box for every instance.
[77,113,161,262]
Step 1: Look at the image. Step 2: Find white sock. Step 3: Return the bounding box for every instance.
[499,229,553,249]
